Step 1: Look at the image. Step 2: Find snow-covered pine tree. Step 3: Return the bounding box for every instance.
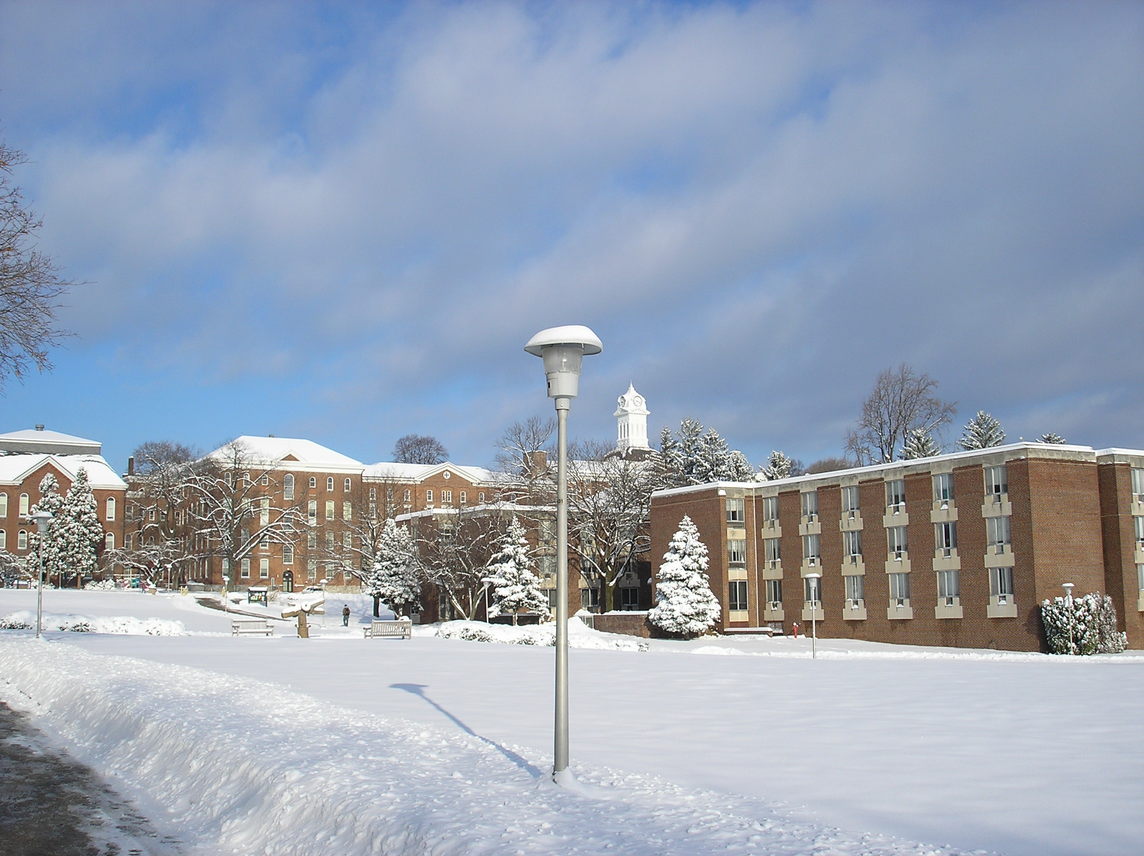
[648,515,720,639]
[1040,591,1126,655]
[483,517,548,625]
[51,468,104,587]
[28,473,64,582]
[676,419,706,484]
[901,427,940,460]
[656,426,685,488]
[1038,432,1067,444]
[760,450,796,480]
[366,518,421,618]
[958,411,1006,450]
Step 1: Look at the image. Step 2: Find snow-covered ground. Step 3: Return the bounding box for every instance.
[1,589,1141,856]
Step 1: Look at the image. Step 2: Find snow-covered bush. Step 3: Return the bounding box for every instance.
[0,615,33,630]
[84,579,117,591]
[1041,591,1127,655]
[648,515,720,639]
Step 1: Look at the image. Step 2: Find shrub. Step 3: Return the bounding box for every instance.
[1041,591,1127,655]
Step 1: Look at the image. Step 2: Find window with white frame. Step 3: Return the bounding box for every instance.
[803,575,821,605]
[307,531,316,549]
[1137,564,1144,594]
[283,544,294,564]
[933,473,954,503]
[844,574,864,605]
[307,500,317,524]
[442,489,453,504]
[106,496,116,521]
[985,465,1008,497]
[19,493,30,516]
[460,490,467,505]
[283,474,294,501]
[937,569,960,603]
[326,477,334,491]
[425,489,433,504]
[344,478,352,492]
[763,496,779,523]
[765,578,782,607]
[729,580,748,611]
[886,479,906,511]
[728,539,746,565]
[1132,468,1144,502]
[0,530,4,549]
[225,472,234,488]
[260,497,270,526]
[325,500,334,520]
[343,532,352,548]
[260,473,269,486]
[764,537,781,564]
[841,485,859,514]
[990,566,1014,603]
[0,492,6,517]
[325,532,335,550]
[802,533,820,565]
[478,491,486,503]
[987,515,1011,550]
[241,558,251,579]
[404,489,412,503]
[888,572,910,604]
[259,558,269,578]
[843,529,862,559]
[935,521,957,554]
[343,501,352,521]
[887,526,908,559]
[309,477,316,489]
[307,560,317,580]
[18,530,28,550]
[1135,516,1144,548]
[801,491,818,520]
[726,497,745,523]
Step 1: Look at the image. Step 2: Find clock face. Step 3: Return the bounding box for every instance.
[633,396,644,408]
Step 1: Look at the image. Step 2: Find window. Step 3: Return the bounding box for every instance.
[933,473,954,504]
[936,569,960,603]
[225,472,234,488]
[260,473,269,486]
[726,497,744,523]
[1135,516,1144,548]
[935,521,957,554]
[18,530,28,550]
[844,574,864,604]
[259,558,269,579]
[581,588,600,610]
[325,500,334,521]
[886,479,906,511]
[0,492,7,517]
[343,532,352,548]
[1137,564,1144,594]
[309,477,317,489]
[990,566,1014,602]
[283,474,295,501]
[763,496,779,523]
[0,530,4,549]
[307,531,316,549]
[802,533,820,565]
[404,489,412,503]
[804,576,821,604]
[307,560,317,581]
[459,491,467,505]
[426,489,433,504]
[283,544,294,564]
[764,537,781,563]
[765,579,782,607]
[105,496,116,520]
[327,477,334,491]
[19,493,30,516]
[841,485,859,514]
[479,491,486,503]
[1130,467,1144,502]
[987,516,1011,550]
[729,580,748,611]
[843,529,862,559]
[240,558,251,579]
[307,500,317,524]
[442,489,453,504]
[728,539,746,564]
[887,526,908,559]
[344,478,352,492]
[326,532,335,550]
[343,501,352,521]
[888,572,910,604]
[260,497,270,526]
[801,491,818,520]
[620,587,640,610]
[985,465,1008,497]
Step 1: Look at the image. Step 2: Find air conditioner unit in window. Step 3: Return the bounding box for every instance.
[895,598,906,607]
[945,596,955,606]
[942,548,953,558]
[894,551,905,561]
[997,595,1008,604]
[808,557,817,566]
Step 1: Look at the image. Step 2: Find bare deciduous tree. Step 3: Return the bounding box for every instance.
[411,506,508,620]
[494,416,555,505]
[392,434,448,464]
[1,142,73,387]
[844,364,956,464]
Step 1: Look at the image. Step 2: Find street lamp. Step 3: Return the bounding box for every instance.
[29,510,54,640]
[1062,582,1075,654]
[806,572,822,660]
[525,324,603,783]
[222,575,231,613]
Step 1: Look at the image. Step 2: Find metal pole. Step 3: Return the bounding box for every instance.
[35,550,45,640]
[554,398,570,779]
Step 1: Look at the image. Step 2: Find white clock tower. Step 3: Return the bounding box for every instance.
[614,383,651,456]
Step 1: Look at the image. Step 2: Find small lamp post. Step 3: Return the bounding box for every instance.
[29,510,54,640]
[222,575,230,613]
[1062,582,1075,654]
[525,324,603,782]
[806,572,822,659]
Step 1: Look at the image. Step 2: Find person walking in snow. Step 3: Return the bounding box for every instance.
[342,605,350,627]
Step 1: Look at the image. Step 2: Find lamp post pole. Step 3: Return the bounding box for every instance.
[29,510,54,640]
[525,325,602,782]
[1062,582,1075,654]
[807,572,821,660]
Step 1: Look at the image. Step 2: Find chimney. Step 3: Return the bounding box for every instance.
[35,424,44,431]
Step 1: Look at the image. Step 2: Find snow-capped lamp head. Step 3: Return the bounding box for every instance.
[524,325,603,402]
[28,508,53,535]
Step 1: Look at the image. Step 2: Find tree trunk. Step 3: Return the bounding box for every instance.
[373,595,380,618]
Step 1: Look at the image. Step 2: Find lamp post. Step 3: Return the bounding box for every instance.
[1062,582,1075,654]
[524,324,603,782]
[222,575,231,613]
[29,510,54,640]
[806,572,821,659]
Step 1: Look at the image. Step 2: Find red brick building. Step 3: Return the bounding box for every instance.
[651,443,1144,652]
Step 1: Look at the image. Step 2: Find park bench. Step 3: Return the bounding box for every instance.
[231,618,275,637]
[363,618,412,640]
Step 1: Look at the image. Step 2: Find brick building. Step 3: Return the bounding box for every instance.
[650,443,1144,652]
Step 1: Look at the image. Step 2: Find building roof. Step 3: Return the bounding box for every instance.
[206,436,364,471]
[364,461,499,485]
[0,454,127,490]
[0,427,101,454]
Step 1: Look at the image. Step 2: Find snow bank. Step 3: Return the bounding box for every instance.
[0,610,185,635]
[435,619,649,651]
[0,637,972,856]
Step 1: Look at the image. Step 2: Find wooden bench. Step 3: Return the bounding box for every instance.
[363,619,412,640]
[232,618,275,637]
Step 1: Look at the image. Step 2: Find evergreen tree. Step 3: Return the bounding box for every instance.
[366,518,421,618]
[648,515,720,639]
[28,473,64,583]
[959,411,1006,450]
[1041,591,1126,654]
[760,450,796,480]
[483,517,548,625]
[1038,432,1067,444]
[901,427,940,460]
[657,420,753,487]
[51,468,104,586]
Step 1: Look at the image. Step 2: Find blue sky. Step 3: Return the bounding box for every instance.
[1,0,1141,472]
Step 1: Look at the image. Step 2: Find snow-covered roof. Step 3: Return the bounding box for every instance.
[0,453,127,490]
[364,461,498,485]
[206,436,364,471]
[0,427,101,455]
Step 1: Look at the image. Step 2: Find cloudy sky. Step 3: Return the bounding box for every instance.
[2,0,1141,472]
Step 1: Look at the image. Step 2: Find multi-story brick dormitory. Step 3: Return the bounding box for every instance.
[650,443,1144,652]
